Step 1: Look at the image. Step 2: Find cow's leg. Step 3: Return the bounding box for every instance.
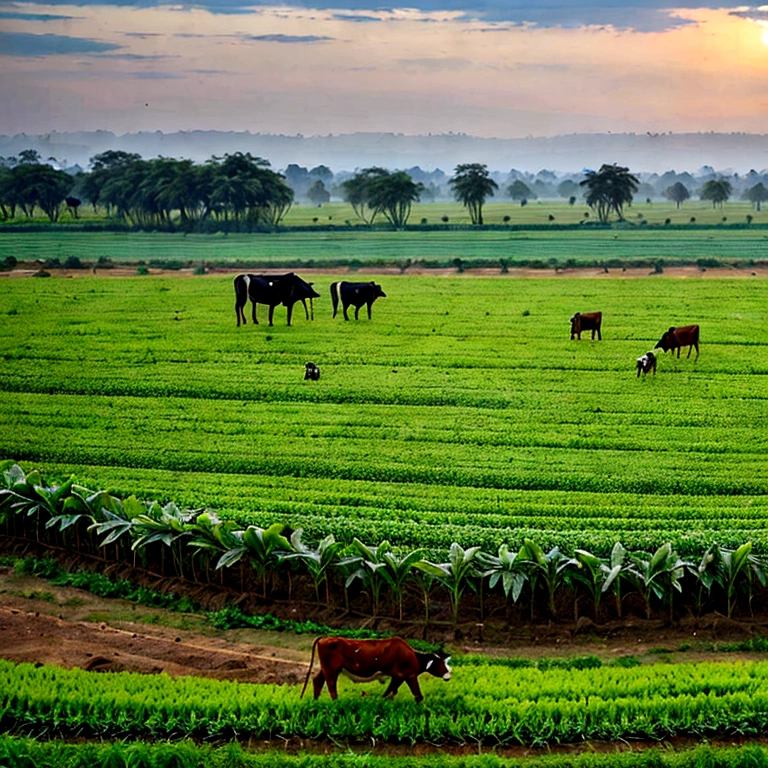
[236,301,243,327]
[354,305,361,320]
[286,302,294,327]
[325,672,339,700]
[251,300,258,325]
[268,305,275,327]
[313,671,326,700]
[383,677,405,698]
[404,677,424,703]
[598,326,602,341]
[367,302,372,320]
[343,303,350,321]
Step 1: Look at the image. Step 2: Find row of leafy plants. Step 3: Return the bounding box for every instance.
[7,657,768,745]
[2,461,765,625]
[5,736,768,768]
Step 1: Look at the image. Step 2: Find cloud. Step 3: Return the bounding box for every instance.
[241,33,333,42]
[0,11,74,20]
[0,31,121,56]
[1,0,745,32]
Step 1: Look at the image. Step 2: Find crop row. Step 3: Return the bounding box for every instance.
[3,461,767,624]
[8,658,768,746]
[6,735,768,768]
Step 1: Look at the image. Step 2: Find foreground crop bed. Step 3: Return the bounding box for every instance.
[5,657,768,746]
[0,275,766,555]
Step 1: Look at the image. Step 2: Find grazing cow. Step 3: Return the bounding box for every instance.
[570,311,602,340]
[655,325,700,360]
[636,351,657,377]
[304,362,320,381]
[234,273,320,327]
[301,636,451,702]
[330,281,386,320]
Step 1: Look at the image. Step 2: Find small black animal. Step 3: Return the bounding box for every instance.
[636,351,657,377]
[304,362,321,381]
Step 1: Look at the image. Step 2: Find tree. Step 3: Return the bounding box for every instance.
[367,170,423,228]
[745,183,768,212]
[580,164,638,223]
[506,180,532,201]
[449,163,498,225]
[664,182,690,209]
[557,179,580,199]
[307,180,330,205]
[700,178,732,209]
[339,167,388,224]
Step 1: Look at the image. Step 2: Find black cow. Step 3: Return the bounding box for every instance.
[636,351,657,377]
[330,281,386,320]
[570,311,602,340]
[234,273,320,327]
[655,325,700,360]
[304,362,320,381]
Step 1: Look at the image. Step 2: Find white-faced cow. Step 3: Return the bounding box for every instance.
[570,311,602,340]
[234,273,320,327]
[301,636,451,702]
[655,325,700,360]
[330,281,386,321]
[636,351,657,377]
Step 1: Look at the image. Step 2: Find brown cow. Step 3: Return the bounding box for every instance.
[301,636,451,702]
[570,311,602,340]
[655,325,700,360]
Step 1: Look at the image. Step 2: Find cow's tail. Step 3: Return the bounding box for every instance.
[330,282,339,319]
[301,637,321,698]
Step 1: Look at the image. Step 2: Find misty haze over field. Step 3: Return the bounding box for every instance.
[3,131,768,176]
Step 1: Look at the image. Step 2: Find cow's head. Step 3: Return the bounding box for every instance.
[370,282,386,299]
[655,327,676,353]
[293,276,321,300]
[570,313,581,338]
[422,652,451,681]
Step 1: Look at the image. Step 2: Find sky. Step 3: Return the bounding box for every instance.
[3,1,768,140]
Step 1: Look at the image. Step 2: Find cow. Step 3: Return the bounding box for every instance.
[655,324,700,360]
[330,281,386,321]
[234,273,320,327]
[301,636,451,702]
[570,311,602,340]
[636,351,657,377]
[304,362,320,381]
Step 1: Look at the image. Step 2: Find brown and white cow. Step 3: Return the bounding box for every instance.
[655,324,700,360]
[570,311,602,340]
[301,636,451,702]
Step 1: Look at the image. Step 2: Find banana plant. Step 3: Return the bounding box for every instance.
[571,545,625,621]
[477,544,527,606]
[130,501,197,578]
[380,547,426,622]
[183,511,240,584]
[415,542,481,624]
[627,542,689,620]
[517,539,576,620]
[715,543,766,618]
[281,529,345,606]
[341,538,392,618]
[220,523,292,598]
[691,544,719,616]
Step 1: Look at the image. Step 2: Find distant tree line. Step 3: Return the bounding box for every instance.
[4,148,768,228]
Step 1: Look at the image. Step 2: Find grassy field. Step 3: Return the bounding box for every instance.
[1,273,765,555]
[3,224,768,269]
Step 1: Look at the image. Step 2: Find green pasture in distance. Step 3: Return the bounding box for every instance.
[0,274,766,555]
[3,224,768,268]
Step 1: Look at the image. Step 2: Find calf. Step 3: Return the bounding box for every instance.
[301,636,451,702]
[304,362,321,381]
[570,311,602,340]
[655,325,700,360]
[636,351,657,377]
[331,281,386,320]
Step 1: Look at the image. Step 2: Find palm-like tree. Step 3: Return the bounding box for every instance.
[449,163,498,225]
[700,178,732,209]
[339,167,389,224]
[580,164,639,223]
[367,171,424,228]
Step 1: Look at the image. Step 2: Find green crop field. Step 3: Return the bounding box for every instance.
[1,273,766,556]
